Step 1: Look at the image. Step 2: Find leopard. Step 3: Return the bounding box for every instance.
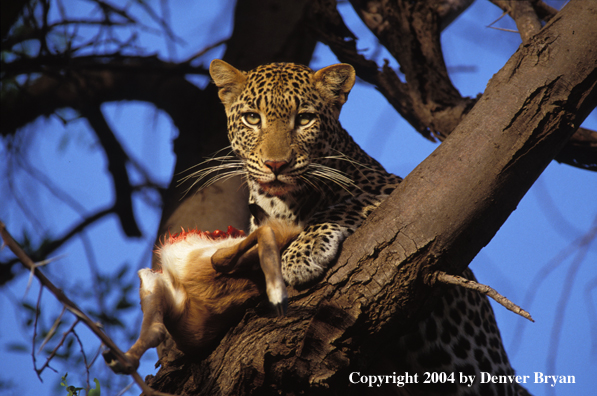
[208,59,529,396]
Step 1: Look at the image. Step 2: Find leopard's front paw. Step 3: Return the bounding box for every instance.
[281,224,348,287]
[282,250,326,287]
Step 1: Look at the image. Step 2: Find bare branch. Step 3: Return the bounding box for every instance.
[72,327,91,390]
[1,222,128,365]
[184,38,228,64]
[0,221,175,396]
[80,105,141,237]
[429,271,534,322]
[533,0,558,22]
[1,55,210,84]
[490,0,542,43]
[135,0,186,46]
[37,306,66,354]
[32,286,43,381]
[546,218,597,380]
[584,276,597,357]
[0,57,209,138]
[436,0,475,29]
[309,0,597,170]
[36,318,79,376]
[0,206,116,275]
[554,127,597,171]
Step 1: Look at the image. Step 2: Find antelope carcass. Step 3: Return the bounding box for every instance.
[103,218,300,374]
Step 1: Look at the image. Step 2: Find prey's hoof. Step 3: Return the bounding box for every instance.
[102,349,137,374]
[271,297,288,317]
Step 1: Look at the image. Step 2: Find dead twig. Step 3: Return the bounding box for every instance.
[429,270,534,322]
[37,319,79,376]
[37,306,67,354]
[490,0,542,43]
[0,221,174,396]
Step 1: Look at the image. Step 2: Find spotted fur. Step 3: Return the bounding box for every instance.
[210,60,401,287]
[209,60,527,395]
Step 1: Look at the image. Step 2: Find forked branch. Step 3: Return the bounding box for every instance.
[309,0,597,171]
[0,221,174,396]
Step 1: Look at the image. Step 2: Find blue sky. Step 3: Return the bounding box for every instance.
[1,1,595,395]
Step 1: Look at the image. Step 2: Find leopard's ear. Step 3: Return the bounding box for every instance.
[313,64,356,116]
[209,60,247,109]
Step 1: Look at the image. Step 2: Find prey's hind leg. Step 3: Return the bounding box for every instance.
[104,269,172,374]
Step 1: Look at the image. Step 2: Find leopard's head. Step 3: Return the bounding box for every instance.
[209,60,355,198]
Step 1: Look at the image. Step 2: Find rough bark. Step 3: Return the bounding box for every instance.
[1,0,595,392]
[146,1,596,394]
[309,0,597,170]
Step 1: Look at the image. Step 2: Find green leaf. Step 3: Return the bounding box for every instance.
[88,378,101,396]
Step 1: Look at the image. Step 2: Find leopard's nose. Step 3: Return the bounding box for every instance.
[264,160,289,175]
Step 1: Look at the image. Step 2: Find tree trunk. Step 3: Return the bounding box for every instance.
[146,1,597,394]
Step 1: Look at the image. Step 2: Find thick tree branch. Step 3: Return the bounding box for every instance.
[437,0,475,31]
[533,0,558,22]
[79,105,141,237]
[554,127,597,170]
[0,58,208,137]
[349,0,476,138]
[310,0,449,140]
[147,1,597,393]
[310,0,597,170]
[490,0,542,43]
[1,55,210,81]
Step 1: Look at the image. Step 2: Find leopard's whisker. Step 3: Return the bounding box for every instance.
[177,149,245,198]
[198,170,245,190]
[176,145,235,176]
[309,170,353,189]
[180,155,237,173]
[308,163,360,189]
[178,162,244,186]
[179,161,243,181]
[316,149,378,180]
[309,173,353,196]
[181,168,245,197]
[307,164,361,196]
[299,175,324,195]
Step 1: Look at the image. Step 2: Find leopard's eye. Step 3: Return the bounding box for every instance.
[242,113,261,126]
[296,113,315,127]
